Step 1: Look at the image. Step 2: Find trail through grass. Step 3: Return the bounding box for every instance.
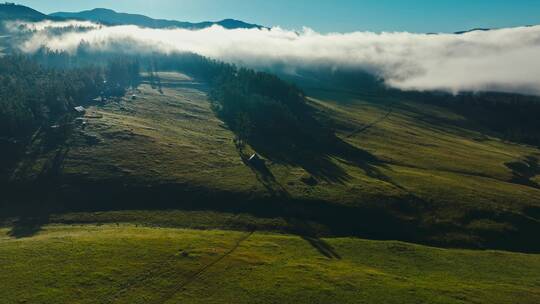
[1,225,539,304]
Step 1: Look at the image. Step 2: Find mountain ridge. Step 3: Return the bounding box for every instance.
[50,7,265,30]
[0,2,51,21]
[0,3,263,30]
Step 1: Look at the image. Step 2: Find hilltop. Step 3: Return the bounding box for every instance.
[0,2,50,21]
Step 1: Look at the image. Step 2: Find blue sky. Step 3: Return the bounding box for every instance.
[16,0,540,33]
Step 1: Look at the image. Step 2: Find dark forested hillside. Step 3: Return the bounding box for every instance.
[0,53,139,140]
[209,68,309,143]
[4,47,309,148]
[403,91,540,147]
[136,52,315,146]
[283,67,540,148]
[0,52,140,180]
[0,55,97,139]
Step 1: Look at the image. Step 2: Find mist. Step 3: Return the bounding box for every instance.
[9,20,540,96]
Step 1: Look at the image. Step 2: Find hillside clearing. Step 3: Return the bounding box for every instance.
[3,72,540,251]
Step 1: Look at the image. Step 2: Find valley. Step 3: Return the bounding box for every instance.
[2,2,540,303]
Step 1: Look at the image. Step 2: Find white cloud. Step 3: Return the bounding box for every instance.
[9,21,540,95]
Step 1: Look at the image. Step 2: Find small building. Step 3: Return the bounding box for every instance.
[74,106,86,114]
[248,153,264,166]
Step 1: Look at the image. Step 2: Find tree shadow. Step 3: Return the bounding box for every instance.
[9,122,72,184]
[237,145,289,197]
[248,126,386,185]
[302,235,341,259]
[506,156,540,189]
[8,215,49,238]
[37,146,70,183]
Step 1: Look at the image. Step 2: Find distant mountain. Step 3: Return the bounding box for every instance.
[0,3,51,21]
[454,25,535,35]
[454,28,492,35]
[50,8,264,30]
[0,4,263,30]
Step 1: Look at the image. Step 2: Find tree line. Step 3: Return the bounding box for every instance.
[2,47,311,152]
[148,53,314,148]
[0,52,140,141]
[403,90,540,147]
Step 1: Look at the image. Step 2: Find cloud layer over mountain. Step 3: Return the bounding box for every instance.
[10,21,540,95]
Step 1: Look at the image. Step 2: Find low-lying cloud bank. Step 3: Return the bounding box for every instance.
[5,20,101,31]
[9,20,540,96]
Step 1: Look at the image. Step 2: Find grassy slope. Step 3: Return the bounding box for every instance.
[1,225,539,304]
[307,89,540,242]
[4,72,540,249]
[23,73,259,192]
[3,73,540,303]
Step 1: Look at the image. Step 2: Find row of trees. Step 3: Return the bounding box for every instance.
[0,55,100,138]
[209,68,308,146]
[2,45,316,151]
[407,91,540,147]
[145,52,312,147]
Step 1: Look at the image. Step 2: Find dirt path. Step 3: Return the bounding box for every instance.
[153,230,255,304]
[345,107,393,139]
[102,230,254,304]
[103,253,185,304]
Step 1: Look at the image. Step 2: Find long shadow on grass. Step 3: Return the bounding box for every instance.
[506,156,540,189]
[3,130,70,238]
[238,147,289,198]
[302,235,341,259]
[3,177,540,253]
[2,176,423,242]
[8,215,49,238]
[248,127,386,185]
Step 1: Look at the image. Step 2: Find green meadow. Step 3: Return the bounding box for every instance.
[7,72,538,248]
[2,72,539,303]
[1,225,539,304]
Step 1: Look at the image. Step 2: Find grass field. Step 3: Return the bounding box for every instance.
[4,71,538,250]
[1,224,539,304]
[307,89,540,245]
[2,72,540,303]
